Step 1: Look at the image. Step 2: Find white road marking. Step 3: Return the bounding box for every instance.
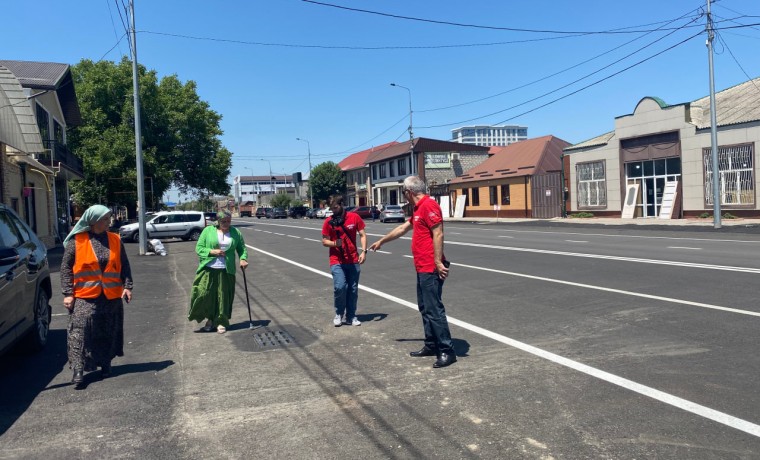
[445,226,760,244]
[287,235,300,239]
[273,233,285,236]
[52,313,69,317]
[303,238,321,242]
[239,221,760,274]
[565,240,588,243]
[668,246,702,250]
[450,232,462,235]
[248,243,760,439]
[497,235,514,238]
[372,250,392,254]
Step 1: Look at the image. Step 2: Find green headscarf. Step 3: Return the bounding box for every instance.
[63,204,112,246]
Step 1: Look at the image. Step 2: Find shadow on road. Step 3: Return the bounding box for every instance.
[0,329,68,435]
[395,337,470,357]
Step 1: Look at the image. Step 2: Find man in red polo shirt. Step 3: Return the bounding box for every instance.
[369,175,456,368]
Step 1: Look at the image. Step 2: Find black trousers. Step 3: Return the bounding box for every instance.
[416,272,454,355]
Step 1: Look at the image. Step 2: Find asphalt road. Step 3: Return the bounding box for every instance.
[2,218,760,459]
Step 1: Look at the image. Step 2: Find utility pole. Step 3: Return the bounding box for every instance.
[129,0,148,253]
[296,138,313,207]
[706,0,721,229]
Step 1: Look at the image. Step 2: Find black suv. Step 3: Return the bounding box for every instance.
[255,207,270,219]
[0,204,52,355]
[288,206,309,218]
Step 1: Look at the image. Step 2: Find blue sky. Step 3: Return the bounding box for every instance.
[3,1,760,201]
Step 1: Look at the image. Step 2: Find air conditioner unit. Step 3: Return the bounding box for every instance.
[451,152,460,161]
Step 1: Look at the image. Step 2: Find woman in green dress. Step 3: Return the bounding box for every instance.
[188,210,248,333]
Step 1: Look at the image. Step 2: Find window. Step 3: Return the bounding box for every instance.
[704,143,754,206]
[372,165,377,180]
[398,158,406,176]
[36,103,50,142]
[389,161,395,177]
[0,211,22,248]
[463,189,469,206]
[501,184,510,205]
[576,161,607,208]
[8,213,30,242]
[471,187,480,206]
[187,213,202,222]
[489,186,497,205]
[379,163,387,179]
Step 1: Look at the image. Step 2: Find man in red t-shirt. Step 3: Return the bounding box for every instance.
[369,176,456,368]
[322,194,367,327]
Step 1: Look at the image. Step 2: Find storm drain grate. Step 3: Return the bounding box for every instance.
[253,329,296,349]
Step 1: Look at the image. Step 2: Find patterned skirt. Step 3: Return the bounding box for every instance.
[67,296,124,372]
[187,267,236,327]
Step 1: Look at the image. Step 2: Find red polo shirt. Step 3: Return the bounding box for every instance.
[322,212,365,266]
[411,195,444,273]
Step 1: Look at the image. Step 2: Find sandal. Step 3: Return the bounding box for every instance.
[217,325,226,334]
[201,320,214,332]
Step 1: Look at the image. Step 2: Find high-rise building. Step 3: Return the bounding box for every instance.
[451,125,528,146]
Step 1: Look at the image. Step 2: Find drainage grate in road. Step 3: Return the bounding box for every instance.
[253,329,296,349]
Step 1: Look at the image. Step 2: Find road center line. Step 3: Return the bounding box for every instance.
[248,244,760,439]
[668,246,702,250]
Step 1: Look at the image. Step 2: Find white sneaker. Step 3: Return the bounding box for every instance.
[350,317,361,326]
[333,315,342,327]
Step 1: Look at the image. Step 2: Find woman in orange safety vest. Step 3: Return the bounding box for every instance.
[62,205,133,389]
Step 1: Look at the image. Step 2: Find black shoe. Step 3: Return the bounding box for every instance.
[433,353,457,368]
[72,369,84,387]
[101,363,112,378]
[409,346,436,357]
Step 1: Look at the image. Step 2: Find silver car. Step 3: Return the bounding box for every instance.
[379,205,405,223]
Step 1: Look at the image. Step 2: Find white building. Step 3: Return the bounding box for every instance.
[451,125,528,147]
[564,77,760,219]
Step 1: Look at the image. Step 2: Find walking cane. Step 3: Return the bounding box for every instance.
[241,267,256,330]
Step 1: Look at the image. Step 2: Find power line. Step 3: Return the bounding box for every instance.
[417,18,703,129]
[140,30,598,50]
[491,31,703,126]
[302,0,725,35]
[105,0,125,58]
[418,6,705,114]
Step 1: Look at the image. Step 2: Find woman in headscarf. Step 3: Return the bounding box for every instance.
[61,204,133,389]
[188,210,248,333]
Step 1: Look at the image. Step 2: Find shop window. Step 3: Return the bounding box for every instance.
[501,184,510,205]
[577,161,607,208]
[704,143,754,206]
[471,187,480,206]
[489,186,497,205]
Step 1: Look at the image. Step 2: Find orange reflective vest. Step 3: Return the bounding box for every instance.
[72,232,123,300]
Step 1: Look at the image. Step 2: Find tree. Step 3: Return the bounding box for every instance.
[310,162,346,204]
[270,194,292,209]
[68,58,232,214]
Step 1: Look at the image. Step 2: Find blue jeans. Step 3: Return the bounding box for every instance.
[331,264,361,320]
[416,272,454,355]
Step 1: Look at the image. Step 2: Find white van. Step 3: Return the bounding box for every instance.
[119,211,206,242]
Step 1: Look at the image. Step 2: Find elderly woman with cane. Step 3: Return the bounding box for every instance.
[61,204,133,389]
[188,210,248,333]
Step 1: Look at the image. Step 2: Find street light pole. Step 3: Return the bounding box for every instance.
[244,166,254,204]
[296,137,313,207]
[390,82,415,177]
[259,159,273,205]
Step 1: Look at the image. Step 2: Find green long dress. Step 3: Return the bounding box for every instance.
[188,225,248,327]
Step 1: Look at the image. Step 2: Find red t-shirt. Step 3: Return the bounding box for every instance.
[411,195,444,273]
[322,212,365,266]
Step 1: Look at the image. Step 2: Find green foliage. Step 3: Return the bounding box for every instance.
[568,212,595,218]
[270,194,292,208]
[68,58,232,212]
[699,212,738,219]
[310,162,346,203]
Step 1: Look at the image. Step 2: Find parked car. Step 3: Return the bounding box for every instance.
[344,206,356,213]
[266,207,288,219]
[255,207,270,219]
[323,209,333,219]
[305,208,320,219]
[316,208,328,219]
[0,204,52,356]
[204,212,218,224]
[352,206,380,220]
[379,205,406,223]
[288,206,309,218]
[119,211,206,242]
